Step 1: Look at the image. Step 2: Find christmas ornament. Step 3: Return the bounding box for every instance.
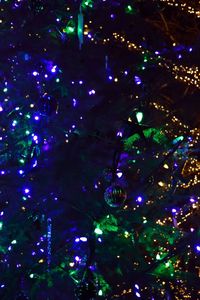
[104,185,127,207]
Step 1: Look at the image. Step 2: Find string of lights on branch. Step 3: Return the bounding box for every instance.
[160,0,200,18]
[110,33,200,89]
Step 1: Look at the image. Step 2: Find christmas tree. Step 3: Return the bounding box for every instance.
[0,0,199,299]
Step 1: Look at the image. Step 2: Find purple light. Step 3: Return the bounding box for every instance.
[116,170,123,178]
[18,169,24,175]
[135,284,139,289]
[0,211,4,216]
[172,208,177,213]
[75,256,80,262]
[134,76,142,85]
[51,65,57,73]
[40,248,44,253]
[32,251,36,256]
[75,238,80,242]
[196,245,200,252]
[0,106,3,112]
[73,98,77,107]
[88,33,92,38]
[32,160,37,168]
[117,131,123,137]
[79,80,83,85]
[136,196,143,202]
[1,170,5,175]
[108,75,113,80]
[135,291,141,298]
[34,115,40,121]
[24,188,30,194]
[32,71,38,76]
[33,135,38,141]
[190,198,195,203]
[80,237,87,242]
[189,48,193,52]
[89,89,95,95]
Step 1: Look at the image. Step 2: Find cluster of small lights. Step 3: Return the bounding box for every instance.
[110,33,200,89]
[171,64,200,89]
[182,158,200,177]
[160,0,200,18]
[177,200,200,226]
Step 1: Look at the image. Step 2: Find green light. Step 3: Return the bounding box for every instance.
[25,130,30,135]
[56,78,60,82]
[94,227,103,235]
[136,111,143,123]
[0,221,3,231]
[98,290,103,296]
[144,55,148,62]
[26,114,31,119]
[127,5,133,12]
[67,26,75,33]
[165,262,170,267]
[63,21,76,35]
[11,239,17,244]
[156,253,161,260]
[30,274,34,278]
[22,196,27,201]
[125,5,135,14]
[19,159,25,164]
[82,0,93,8]
[173,136,184,144]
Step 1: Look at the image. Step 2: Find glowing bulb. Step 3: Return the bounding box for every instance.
[196,245,200,252]
[94,228,103,235]
[136,111,143,123]
[0,221,3,230]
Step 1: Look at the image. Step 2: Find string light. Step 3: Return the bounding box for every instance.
[160,0,200,18]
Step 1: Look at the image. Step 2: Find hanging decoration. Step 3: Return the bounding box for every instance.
[104,184,127,207]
